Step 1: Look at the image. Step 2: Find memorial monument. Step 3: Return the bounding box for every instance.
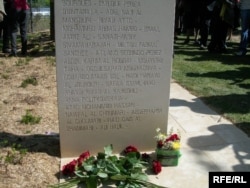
[55,0,175,159]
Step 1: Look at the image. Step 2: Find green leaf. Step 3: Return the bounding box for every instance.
[97,152,105,159]
[108,155,119,162]
[96,159,107,169]
[97,172,108,178]
[131,173,148,181]
[106,161,120,174]
[85,156,96,164]
[126,181,141,188]
[133,162,146,169]
[104,144,113,156]
[85,175,98,188]
[83,164,94,172]
[125,152,138,159]
[75,170,88,178]
[111,174,128,181]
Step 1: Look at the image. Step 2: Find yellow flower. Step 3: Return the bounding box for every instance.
[172,141,180,150]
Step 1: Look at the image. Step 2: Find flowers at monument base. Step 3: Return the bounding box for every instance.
[123,145,138,154]
[62,151,90,176]
[152,160,162,174]
[155,128,181,150]
[155,128,181,166]
[50,145,166,188]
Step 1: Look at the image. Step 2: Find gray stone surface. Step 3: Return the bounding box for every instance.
[55,0,175,158]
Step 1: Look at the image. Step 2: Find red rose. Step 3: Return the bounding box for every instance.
[157,140,164,148]
[62,159,77,176]
[124,145,138,154]
[141,153,150,162]
[152,160,162,174]
[77,151,90,167]
[166,134,180,142]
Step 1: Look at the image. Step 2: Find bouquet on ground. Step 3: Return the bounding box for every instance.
[154,128,181,166]
[49,144,166,188]
[155,127,181,150]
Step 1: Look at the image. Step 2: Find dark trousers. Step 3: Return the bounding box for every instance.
[10,9,29,55]
[199,9,212,46]
[208,8,229,52]
[2,14,10,51]
[1,1,11,52]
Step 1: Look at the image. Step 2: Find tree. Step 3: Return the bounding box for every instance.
[28,0,54,40]
[30,0,50,8]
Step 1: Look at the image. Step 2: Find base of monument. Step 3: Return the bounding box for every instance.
[59,152,174,187]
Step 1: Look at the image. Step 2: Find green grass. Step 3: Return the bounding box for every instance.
[20,76,38,88]
[20,110,41,125]
[172,35,250,136]
[0,140,27,165]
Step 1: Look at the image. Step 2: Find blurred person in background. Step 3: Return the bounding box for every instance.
[199,0,216,50]
[9,0,29,56]
[1,0,11,53]
[182,0,201,44]
[174,0,183,42]
[208,0,238,53]
[235,0,250,56]
[0,0,6,38]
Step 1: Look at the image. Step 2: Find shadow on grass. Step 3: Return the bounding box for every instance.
[0,31,55,58]
[199,93,250,136]
[174,39,249,65]
[27,31,55,57]
[186,67,250,87]
[173,36,250,137]
[0,131,60,157]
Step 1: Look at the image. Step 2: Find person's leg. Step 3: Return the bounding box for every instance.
[19,10,28,55]
[199,13,211,49]
[10,31,17,56]
[194,27,200,45]
[217,21,229,53]
[182,11,194,44]
[236,9,250,55]
[2,14,11,53]
[9,9,18,56]
[208,17,219,52]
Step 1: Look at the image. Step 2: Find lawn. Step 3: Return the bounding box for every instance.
[172,35,250,137]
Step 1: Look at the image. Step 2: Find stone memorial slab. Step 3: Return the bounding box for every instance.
[55,0,175,158]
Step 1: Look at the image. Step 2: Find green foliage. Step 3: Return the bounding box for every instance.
[50,145,165,188]
[20,110,41,124]
[30,0,50,7]
[1,73,9,79]
[0,140,27,165]
[15,58,30,66]
[46,56,56,66]
[20,76,38,88]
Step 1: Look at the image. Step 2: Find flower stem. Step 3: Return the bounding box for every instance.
[111,175,167,188]
[48,177,81,188]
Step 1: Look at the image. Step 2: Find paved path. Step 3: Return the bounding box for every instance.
[149,80,250,188]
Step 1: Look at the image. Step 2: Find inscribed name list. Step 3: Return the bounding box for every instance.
[55,0,175,158]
